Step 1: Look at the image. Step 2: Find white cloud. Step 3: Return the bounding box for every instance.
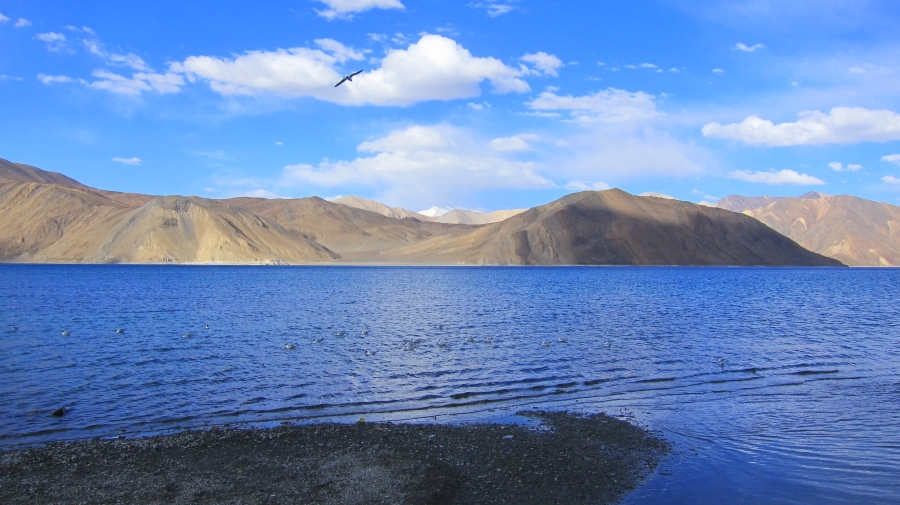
[467,102,484,110]
[83,39,150,71]
[883,176,900,184]
[489,134,538,152]
[828,161,861,172]
[112,157,142,165]
[736,42,766,52]
[87,69,184,95]
[526,88,659,124]
[278,124,554,206]
[565,180,611,191]
[729,169,825,185]
[14,18,31,28]
[669,68,681,73]
[35,32,67,51]
[520,52,564,77]
[313,0,405,20]
[275,141,284,146]
[0,12,7,23]
[640,63,657,69]
[712,68,725,74]
[37,74,74,84]
[173,34,529,106]
[471,2,516,17]
[881,154,900,166]
[703,107,900,146]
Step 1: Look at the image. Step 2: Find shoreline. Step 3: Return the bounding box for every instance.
[0,411,669,505]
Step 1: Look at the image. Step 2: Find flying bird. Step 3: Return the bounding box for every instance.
[334,70,363,88]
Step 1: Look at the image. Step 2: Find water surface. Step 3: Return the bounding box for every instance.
[1,265,898,504]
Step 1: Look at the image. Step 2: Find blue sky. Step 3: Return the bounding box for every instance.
[1,0,900,212]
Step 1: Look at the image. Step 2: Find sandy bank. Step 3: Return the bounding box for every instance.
[0,411,669,505]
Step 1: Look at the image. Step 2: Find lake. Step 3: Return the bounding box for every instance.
[1,265,898,504]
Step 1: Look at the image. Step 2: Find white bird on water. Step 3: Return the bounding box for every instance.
[61,331,71,337]
[541,341,551,347]
[334,70,363,87]
[360,330,369,336]
[484,337,493,344]
[313,338,324,344]
[182,333,192,338]
[285,343,296,350]
[466,336,475,343]
[603,341,611,348]
[365,350,377,356]
[438,340,448,347]
[717,358,726,367]
[12,325,18,331]
[116,328,125,334]
[557,337,568,343]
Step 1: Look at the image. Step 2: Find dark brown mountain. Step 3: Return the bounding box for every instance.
[378,190,843,266]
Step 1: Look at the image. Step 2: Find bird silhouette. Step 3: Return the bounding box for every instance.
[334,70,363,87]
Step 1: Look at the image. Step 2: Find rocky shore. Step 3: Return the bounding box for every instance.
[0,411,669,505]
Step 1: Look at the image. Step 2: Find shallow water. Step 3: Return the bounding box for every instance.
[1,265,898,504]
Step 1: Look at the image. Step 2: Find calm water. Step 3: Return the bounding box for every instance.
[1,265,898,504]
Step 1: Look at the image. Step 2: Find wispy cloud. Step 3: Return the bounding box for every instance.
[729,169,825,185]
[471,2,517,17]
[112,157,143,165]
[313,0,405,20]
[14,18,31,28]
[736,42,766,52]
[828,161,861,172]
[35,32,67,51]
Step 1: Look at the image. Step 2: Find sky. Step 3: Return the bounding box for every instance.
[1,0,900,212]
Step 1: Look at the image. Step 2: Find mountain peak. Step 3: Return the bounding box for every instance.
[418,206,452,217]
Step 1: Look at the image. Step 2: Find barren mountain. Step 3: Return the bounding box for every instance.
[332,195,427,220]
[434,208,527,225]
[378,190,842,266]
[715,192,900,266]
[0,159,844,266]
[225,197,473,258]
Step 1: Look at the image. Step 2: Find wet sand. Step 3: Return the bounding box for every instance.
[0,411,669,505]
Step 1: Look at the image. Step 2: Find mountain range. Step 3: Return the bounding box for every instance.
[715,192,900,266]
[333,195,526,225]
[0,157,856,266]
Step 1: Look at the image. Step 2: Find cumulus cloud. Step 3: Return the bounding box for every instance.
[35,32,67,51]
[112,157,142,165]
[471,2,517,17]
[313,0,405,20]
[526,88,659,124]
[173,35,529,106]
[729,169,825,185]
[0,12,7,23]
[712,68,725,74]
[278,124,554,206]
[520,52,564,77]
[736,42,766,52]
[37,74,74,84]
[565,180,611,191]
[86,69,184,96]
[881,154,900,166]
[828,161,861,172]
[489,134,539,152]
[882,176,900,184]
[703,107,900,146]
[14,18,31,28]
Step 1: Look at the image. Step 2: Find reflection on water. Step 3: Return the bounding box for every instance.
[1,265,898,504]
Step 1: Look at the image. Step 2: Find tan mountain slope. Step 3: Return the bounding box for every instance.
[714,192,900,266]
[434,208,527,225]
[98,196,337,264]
[225,197,474,257]
[378,190,842,266]
[332,195,427,220]
[0,180,134,262]
[0,179,337,263]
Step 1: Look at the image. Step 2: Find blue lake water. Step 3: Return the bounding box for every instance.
[1,265,899,504]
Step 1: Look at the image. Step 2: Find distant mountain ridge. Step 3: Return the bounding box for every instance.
[714,191,900,266]
[331,195,526,225]
[0,158,843,266]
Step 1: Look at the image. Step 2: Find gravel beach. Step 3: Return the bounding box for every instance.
[0,411,669,505]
